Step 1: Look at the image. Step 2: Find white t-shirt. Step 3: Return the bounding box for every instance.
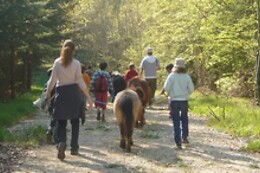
[140,56,160,79]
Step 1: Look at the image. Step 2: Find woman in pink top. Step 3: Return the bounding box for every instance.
[46,39,92,160]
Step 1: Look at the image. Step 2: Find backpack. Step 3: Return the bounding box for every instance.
[95,74,107,92]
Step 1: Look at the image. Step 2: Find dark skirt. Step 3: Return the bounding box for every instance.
[53,84,82,120]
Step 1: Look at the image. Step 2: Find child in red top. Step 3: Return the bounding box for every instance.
[124,63,138,82]
[161,63,174,118]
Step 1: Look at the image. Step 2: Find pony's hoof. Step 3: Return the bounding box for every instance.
[120,141,126,149]
[126,146,131,152]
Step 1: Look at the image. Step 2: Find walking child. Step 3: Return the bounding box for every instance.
[124,63,138,82]
[161,63,174,118]
[90,62,114,122]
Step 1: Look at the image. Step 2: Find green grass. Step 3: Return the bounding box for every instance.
[0,70,47,142]
[244,140,260,153]
[140,131,160,139]
[96,123,111,132]
[189,92,260,152]
[3,125,46,147]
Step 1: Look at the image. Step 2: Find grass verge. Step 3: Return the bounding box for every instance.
[189,92,260,152]
[0,70,48,144]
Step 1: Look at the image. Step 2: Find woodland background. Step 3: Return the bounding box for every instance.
[0,0,259,103]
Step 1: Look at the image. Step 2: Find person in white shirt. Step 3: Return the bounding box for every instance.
[46,39,93,160]
[162,58,194,149]
[140,47,160,106]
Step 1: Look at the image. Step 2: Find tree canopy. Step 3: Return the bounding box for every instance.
[0,0,259,102]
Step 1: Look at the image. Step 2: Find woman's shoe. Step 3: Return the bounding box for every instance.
[57,142,66,160]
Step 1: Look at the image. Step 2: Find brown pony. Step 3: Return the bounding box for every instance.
[127,76,152,127]
[113,89,143,152]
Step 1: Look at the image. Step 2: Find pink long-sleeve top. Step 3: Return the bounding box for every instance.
[46,57,86,95]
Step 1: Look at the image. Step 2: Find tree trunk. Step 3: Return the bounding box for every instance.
[257,54,260,104]
[21,52,28,93]
[257,0,260,105]
[9,44,16,99]
[26,52,32,91]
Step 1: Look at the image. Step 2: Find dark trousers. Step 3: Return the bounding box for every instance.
[57,118,79,151]
[170,101,189,144]
[145,78,157,105]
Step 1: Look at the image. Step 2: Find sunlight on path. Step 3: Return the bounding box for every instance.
[11,106,260,173]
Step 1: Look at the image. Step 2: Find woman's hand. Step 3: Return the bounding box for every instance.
[88,98,93,110]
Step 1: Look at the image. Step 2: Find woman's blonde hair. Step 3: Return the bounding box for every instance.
[60,39,75,67]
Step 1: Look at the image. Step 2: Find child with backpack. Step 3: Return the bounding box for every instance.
[90,62,114,122]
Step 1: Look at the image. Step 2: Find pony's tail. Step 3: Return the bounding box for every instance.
[120,96,134,138]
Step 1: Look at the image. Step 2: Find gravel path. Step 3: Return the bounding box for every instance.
[6,102,260,173]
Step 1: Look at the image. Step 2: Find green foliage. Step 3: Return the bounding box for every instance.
[70,0,257,98]
[0,0,258,99]
[0,0,71,99]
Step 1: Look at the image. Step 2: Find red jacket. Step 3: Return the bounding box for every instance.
[124,69,138,82]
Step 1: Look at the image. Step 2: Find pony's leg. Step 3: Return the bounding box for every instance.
[135,121,139,128]
[140,108,146,128]
[126,138,131,152]
[119,123,126,149]
[130,137,134,145]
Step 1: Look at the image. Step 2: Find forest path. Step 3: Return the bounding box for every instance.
[8,102,260,173]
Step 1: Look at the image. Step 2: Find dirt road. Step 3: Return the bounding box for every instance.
[6,102,260,173]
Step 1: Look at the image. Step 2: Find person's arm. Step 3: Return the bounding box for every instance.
[89,71,98,93]
[140,68,144,76]
[140,58,144,76]
[187,75,194,95]
[46,62,57,101]
[156,57,161,70]
[75,62,93,109]
[83,86,93,109]
[163,74,172,94]
[106,73,114,97]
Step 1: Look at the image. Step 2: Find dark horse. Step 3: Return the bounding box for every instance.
[113,89,143,152]
[127,76,152,127]
[111,72,127,102]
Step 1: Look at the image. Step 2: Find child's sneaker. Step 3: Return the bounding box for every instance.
[101,114,105,122]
